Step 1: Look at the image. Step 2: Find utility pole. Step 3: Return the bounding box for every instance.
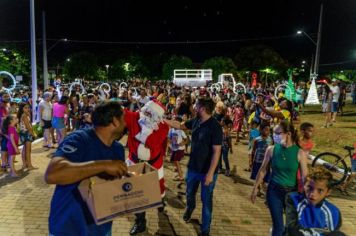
[310,54,314,76]
[314,4,323,76]
[42,11,49,90]
[30,0,38,122]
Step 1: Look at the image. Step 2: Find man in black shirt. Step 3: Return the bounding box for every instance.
[165,97,222,236]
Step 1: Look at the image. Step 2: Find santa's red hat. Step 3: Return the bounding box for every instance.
[143,99,166,120]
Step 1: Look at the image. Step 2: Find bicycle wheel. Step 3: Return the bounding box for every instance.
[311,152,348,186]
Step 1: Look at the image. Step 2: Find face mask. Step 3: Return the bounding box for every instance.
[273,133,282,144]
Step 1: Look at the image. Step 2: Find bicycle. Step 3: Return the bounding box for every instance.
[311,145,355,187]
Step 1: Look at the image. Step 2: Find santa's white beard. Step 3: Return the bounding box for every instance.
[138,112,159,131]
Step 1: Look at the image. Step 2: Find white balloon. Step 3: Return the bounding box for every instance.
[119,82,128,91]
[233,83,246,94]
[0,71,17,92]
[69,81,85,96]
[274,84,290,99]
[99,83,111,93]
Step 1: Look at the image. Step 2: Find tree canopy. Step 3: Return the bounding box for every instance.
[202,57,237,82]
[63,51,98,80]
[235,45,288,72]
[162,55,194,80]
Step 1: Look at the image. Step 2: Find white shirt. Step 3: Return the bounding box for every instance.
[168,128,187,151]
[330,85,340,103]
[39,100,53,121]
[139,96,150,105]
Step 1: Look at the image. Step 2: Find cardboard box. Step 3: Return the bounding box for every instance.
[78,162,163,225]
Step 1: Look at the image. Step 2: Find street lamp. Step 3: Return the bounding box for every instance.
[43,37,68,90]
[47,38,68,53]
[302,60,306,64]
[105,65,110,82]
[66,58,71,62]
[296,4,323,77]
[296,30,317,46]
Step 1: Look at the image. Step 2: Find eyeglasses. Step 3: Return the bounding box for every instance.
[274,131,285,135]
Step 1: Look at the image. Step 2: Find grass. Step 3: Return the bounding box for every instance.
[301,102,356,160]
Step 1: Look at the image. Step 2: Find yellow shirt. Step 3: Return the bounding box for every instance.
[248,112,255,124]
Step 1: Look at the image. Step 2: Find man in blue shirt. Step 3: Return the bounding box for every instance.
[45,101,128,236]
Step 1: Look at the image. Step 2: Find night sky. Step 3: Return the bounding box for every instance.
[1,0,356,70]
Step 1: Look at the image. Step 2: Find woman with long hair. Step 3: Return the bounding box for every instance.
[321,85,333,128]
[250,120,308,236]
[52,95,69,145]
[17,103,37,170]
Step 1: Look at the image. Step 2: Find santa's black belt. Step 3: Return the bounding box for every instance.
[131,152,161,166]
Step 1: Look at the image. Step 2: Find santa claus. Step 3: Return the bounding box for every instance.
[124,99,169,235]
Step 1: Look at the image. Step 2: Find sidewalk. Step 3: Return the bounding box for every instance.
[0,136,355,236]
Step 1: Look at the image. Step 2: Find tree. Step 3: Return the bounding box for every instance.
[234,45,288,72]
[110,55,149,81]
[201,57,237,82]
[63,52,98,80]
[329,70,356,82]
[0,47,30,77]
[162,55,194,81]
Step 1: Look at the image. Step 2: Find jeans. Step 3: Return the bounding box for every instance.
[352,94,356,104]
[219,147,230,171]
[266,182,295,236]
[186,170,218,233]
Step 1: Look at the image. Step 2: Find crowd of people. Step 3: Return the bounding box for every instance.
[0,77,354,236]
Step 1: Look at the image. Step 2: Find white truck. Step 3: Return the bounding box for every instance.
[173,69,213,87]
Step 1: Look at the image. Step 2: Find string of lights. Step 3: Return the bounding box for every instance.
[0,34,298,45]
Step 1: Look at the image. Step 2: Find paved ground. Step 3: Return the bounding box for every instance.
[0,136,355,236]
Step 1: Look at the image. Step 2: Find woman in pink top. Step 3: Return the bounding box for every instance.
[52,95,69,145]
[2,114,20,177]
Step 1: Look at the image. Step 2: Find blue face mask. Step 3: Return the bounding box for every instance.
[273,133,282,144]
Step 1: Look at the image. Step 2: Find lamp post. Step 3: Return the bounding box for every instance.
[297,4,323,77]
[42,10,68,90]
[30,0,38,122]
[105,65,110,82]
[297,31,317,46]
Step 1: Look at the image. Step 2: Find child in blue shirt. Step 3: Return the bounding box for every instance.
[285,166,345,236]
[250,123,272,196]
[245,121,260,172]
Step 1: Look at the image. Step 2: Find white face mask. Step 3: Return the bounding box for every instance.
[273,133,282,144]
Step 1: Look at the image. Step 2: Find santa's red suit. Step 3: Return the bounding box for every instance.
[124,101,169,197]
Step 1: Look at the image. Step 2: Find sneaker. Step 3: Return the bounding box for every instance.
[225,170,230,177]
[183,208,193,222]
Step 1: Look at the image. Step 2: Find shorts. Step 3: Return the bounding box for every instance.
[170,150,185,162]
[297,100,304,105]
[1,136,8,152]
[351,158,356,172]
[331,102,339,113]
[52,117,65,129]
[19,131,34,143]
[42,119,52,129]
